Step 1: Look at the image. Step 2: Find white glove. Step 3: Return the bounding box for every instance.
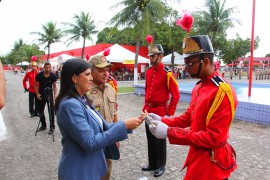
[148,113,161,121]
[149,120,168,139]
[144,113,160,126]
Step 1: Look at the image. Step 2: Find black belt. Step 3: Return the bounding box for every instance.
[147,102,166,108]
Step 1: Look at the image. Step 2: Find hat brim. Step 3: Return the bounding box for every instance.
[148,51,162,56]
[94,63,114,68]
[183,52,214,59]
[148,52,154,56]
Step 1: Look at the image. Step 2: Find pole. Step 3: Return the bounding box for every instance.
[248,0,256,97]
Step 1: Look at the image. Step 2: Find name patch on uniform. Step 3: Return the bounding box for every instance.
[90,89,98,95]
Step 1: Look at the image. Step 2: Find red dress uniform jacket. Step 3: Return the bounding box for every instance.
[162,71,238,180]
[23,70,38,93]
[143,63,180,116]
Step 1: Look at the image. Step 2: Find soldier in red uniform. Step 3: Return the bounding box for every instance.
[145,35,238,180]
[23,62,39,118]
[141,42,180,177]
[107,75,118,93]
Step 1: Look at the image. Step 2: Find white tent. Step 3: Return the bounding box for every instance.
[49,53,77,64]
[16,61,29,66]
[163,52,184,65]
[93,44,149,64]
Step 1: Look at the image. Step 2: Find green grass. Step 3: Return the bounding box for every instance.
[118,86,135,93]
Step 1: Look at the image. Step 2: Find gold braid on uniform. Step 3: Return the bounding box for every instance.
[206,80,235,126]
[108,80,118,95]
[164,67,178,89]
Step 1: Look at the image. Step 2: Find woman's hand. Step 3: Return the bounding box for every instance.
[124,117,144,130]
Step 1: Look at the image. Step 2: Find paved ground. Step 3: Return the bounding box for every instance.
[0,71,270,180]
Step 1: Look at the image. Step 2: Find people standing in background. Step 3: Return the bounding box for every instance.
[0,61,5,109]
[230,68,233,80]
[238,69,242,79]
[23,62,39,118]
[142,38,180,177]
[34,62,57,134]
[179,68,183,79]
[259,69,263,80]
[87,55,118,180]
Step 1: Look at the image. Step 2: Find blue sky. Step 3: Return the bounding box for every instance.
[0,0,269,57]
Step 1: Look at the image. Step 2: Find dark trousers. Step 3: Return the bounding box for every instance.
[38,95,55,129]
[145,122,166,169]
[29,92,39,115]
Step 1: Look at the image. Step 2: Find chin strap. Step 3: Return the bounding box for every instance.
[153,54,160,66]
[195,54,204,78]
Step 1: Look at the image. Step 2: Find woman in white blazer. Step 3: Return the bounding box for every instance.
[55,58,143,180]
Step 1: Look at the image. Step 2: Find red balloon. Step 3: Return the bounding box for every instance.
[146,35,153,44]
[85,53,90,61]
[176,11,194,33]
[31,56,37,61]
[103,48,110,56]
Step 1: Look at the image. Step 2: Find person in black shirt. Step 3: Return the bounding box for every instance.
[34,62,57,134]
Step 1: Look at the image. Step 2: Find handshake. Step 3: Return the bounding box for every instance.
[141,111,168,139]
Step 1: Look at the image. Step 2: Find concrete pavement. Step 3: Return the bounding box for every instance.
[0,71,270,180]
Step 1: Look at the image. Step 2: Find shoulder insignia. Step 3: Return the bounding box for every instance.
[108,76,113,81]
[163,67,171,73]
[211,76,226,86]
[89,89,98,95]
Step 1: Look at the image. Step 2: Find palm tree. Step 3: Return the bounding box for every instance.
[12,39,26,51]
[109,0,181,83]
[18,44,44,63]
[62,11,97,59]
[31,21,62,61]
[194,0,241,48]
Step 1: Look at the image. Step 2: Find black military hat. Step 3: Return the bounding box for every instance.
[148,44,164,56]
[182,35,214,58]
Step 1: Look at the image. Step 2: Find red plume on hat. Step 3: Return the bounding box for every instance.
[85,53,90,61]
[103,48,110,56]
[146,35,153,45]
[31,56,37,62]
[176,10,194,33]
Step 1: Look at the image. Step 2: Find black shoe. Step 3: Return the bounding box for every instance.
[142,165,155,171]
[153,167,165,177]
[48,128,54,135]
[30,114,35,118]
[38,126,47,131]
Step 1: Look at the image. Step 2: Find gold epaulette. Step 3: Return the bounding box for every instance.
[206,76,235,126]
[163,67,178,89]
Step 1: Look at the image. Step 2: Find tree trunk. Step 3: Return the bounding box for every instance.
[133,34,141,84]
[46,45,50,62]
[171,47,175,71]
[81,38,86,59]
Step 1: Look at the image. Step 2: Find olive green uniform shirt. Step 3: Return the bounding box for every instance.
[87,82,117,123]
